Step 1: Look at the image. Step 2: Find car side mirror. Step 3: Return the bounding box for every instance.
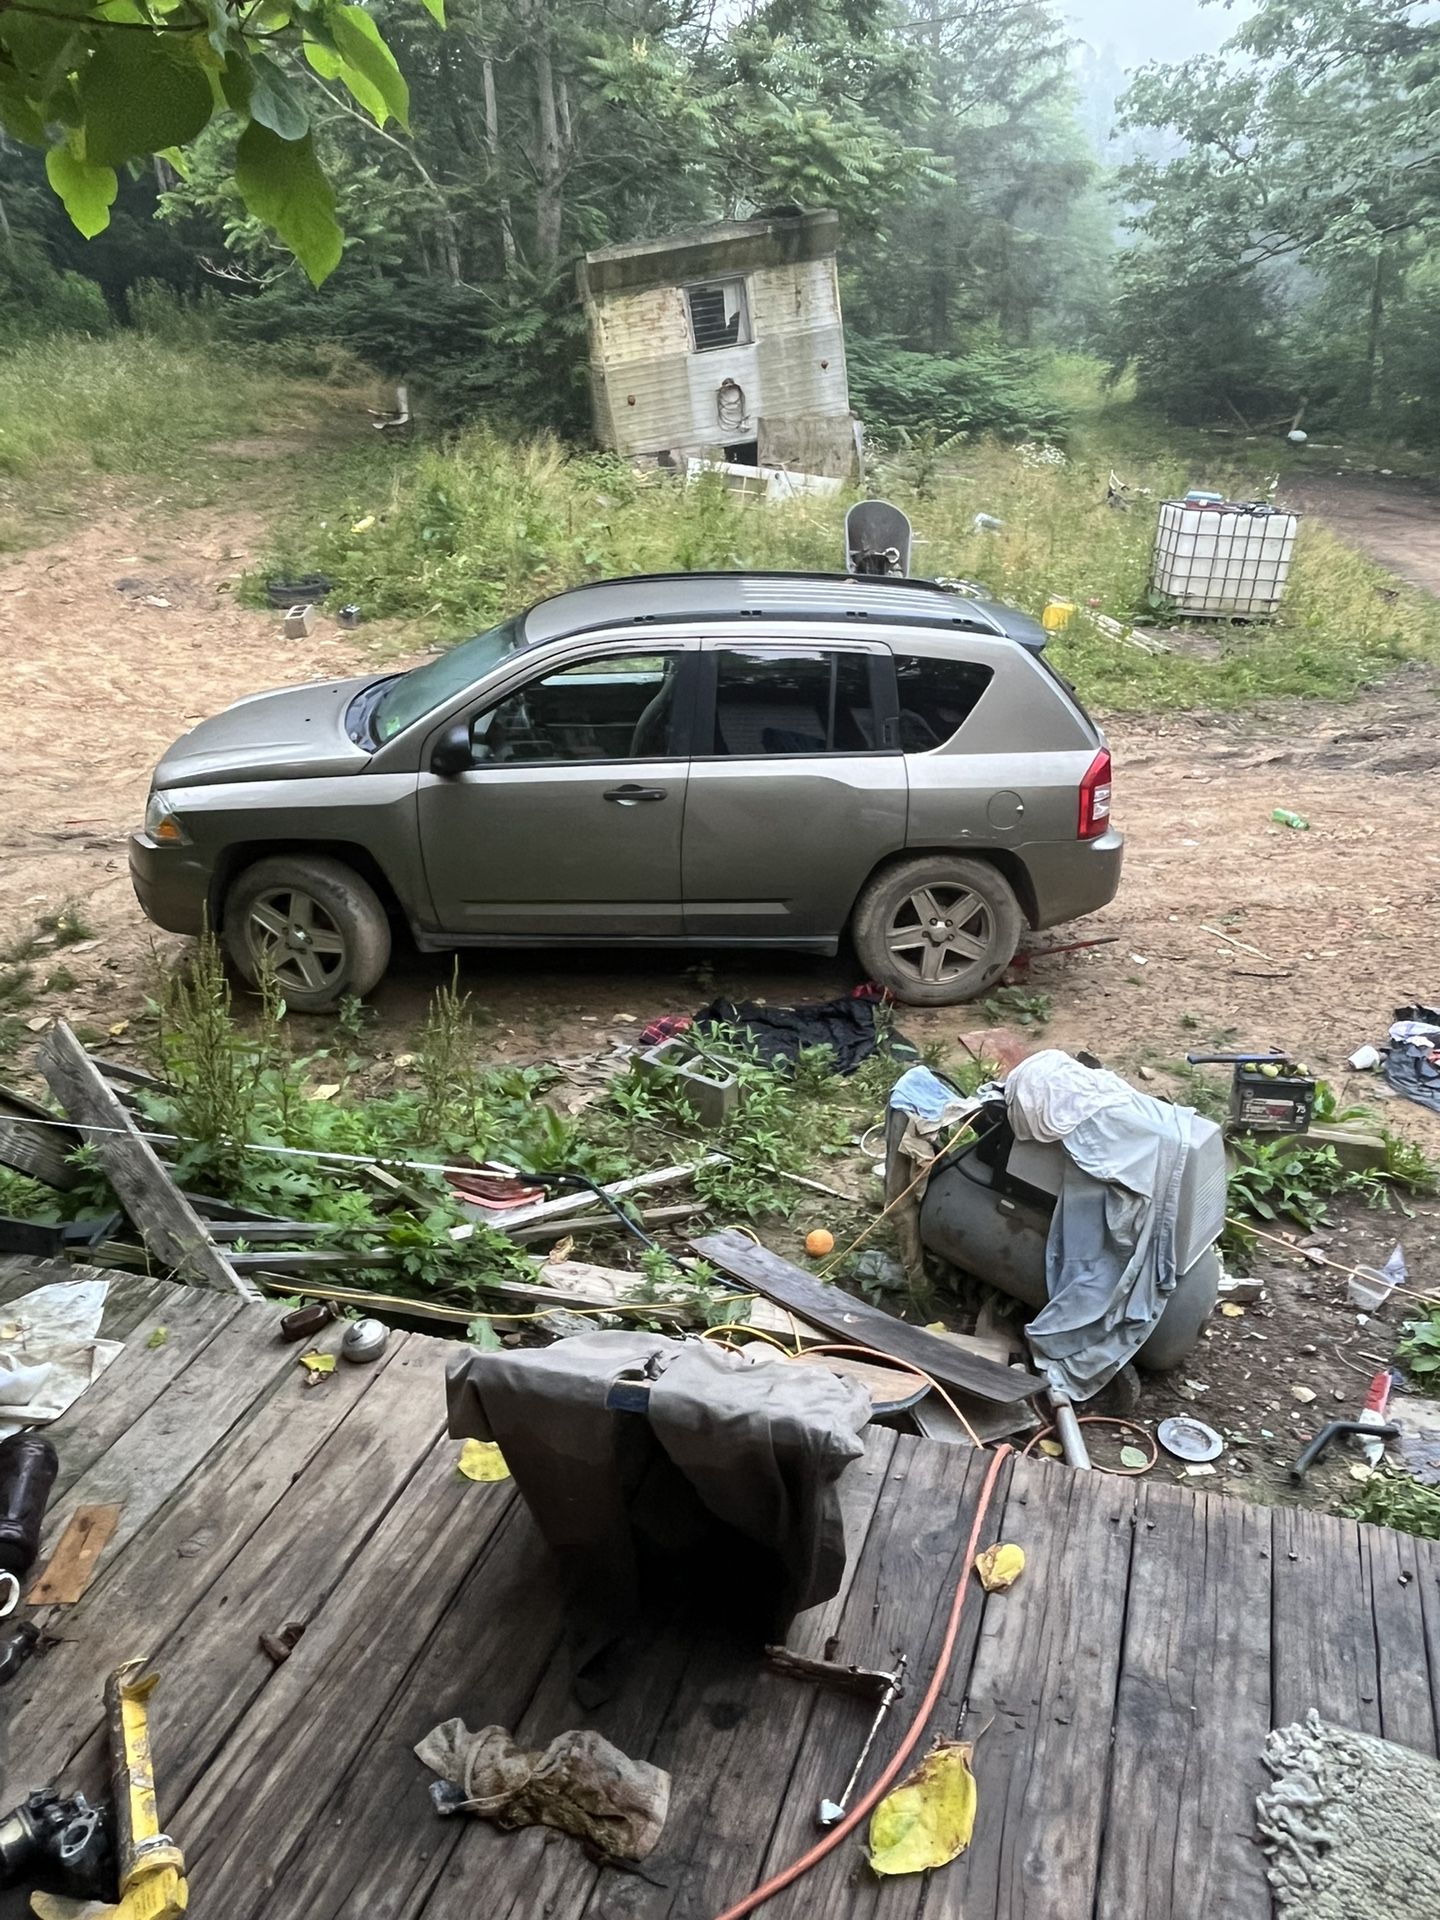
[430,720,475,778]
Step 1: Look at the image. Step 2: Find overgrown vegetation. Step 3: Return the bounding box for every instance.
[1221,1119,1439,1262]
[256,413,1440,715]
[1397,1307,1440,1395]
[20,935,930,1327]
[1349,1470,1440,1543]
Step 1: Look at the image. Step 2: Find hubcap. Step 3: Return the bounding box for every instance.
[246,887,347,995]
[885,884,994,987]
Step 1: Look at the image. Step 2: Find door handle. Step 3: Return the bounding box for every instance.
[604,785,667,805]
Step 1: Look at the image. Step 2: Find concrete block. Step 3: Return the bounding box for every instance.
[636,1037,739,1128]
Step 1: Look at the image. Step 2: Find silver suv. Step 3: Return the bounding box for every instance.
[130,572,1122,1009]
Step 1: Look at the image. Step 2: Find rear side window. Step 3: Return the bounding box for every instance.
[893,654,993,751]
[711,649,877,756]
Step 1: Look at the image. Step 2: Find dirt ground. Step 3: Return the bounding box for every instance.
[3,470,1439,1516]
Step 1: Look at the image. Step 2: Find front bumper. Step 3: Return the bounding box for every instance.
[1021,829,1124,931]
[129,832,213,937]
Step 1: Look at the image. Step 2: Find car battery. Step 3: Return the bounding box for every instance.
[1187,1051,1316,1135]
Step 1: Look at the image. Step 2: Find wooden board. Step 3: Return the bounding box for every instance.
[38,1022,261,1300]
[9,1280,1440,1920]
[27,1503,120,1603]
[0,1084,80,1189]
[1094,1481,1273,1919]
[694,1229,1041,1404]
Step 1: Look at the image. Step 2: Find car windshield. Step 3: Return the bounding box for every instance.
[372,615,526,743]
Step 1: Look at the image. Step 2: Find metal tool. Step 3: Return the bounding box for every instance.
[1184,1050,1316,1136]
[765,1644,907,1828]
[1290,1419,1401,1483]
[0,1789,111,1900]
[30,1659,188,1920]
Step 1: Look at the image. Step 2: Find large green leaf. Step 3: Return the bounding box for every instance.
[0,64,46,146]
[303,39,386,125]
[234,121,343,286]
[417,0,445,23]
[45,141,118,239]
[329,6,409,129]
[246,51,311,141]
[77,35,213,166]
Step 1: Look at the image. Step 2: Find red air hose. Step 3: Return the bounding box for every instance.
[711,1443,1014,1920]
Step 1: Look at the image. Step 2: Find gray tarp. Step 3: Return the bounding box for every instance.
[1007,1050,1197,1401]
[446,1332,869,1681]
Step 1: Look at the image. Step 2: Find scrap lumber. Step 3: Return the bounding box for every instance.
[510,1201,707,1245]
[484,1156,726,1233]
[39,1023,261,1302]
[0,1084,81,1190]
[694,1229,1042,1406]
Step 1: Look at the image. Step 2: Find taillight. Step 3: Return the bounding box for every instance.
[1078,748,1112,840]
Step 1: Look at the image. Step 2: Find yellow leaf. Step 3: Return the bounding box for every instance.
[1038,1437,1064,1458]
[108,1020,129,1037]
[350,513,376,533]
[974,1543,1025,1592]
[458,1439,510,1483]
[1220,1303,1245,1318]
[299,1350,335,1374]
[307,1083,341,1101]
[869,1741,977,1876]
[923,1320,947,1333]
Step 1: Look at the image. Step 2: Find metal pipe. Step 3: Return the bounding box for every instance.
[1048,1390,1092,1470]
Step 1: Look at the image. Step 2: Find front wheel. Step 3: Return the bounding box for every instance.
[224,855,391,1011]
[852,856,1021,1006]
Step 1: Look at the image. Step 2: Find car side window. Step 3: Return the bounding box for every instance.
[893,654,994,752]
[710,648,877,757]
[475,653,682,764]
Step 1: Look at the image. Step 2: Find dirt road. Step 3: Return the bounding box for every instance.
[3,487,1437,1097]
[3,474,1439,1515]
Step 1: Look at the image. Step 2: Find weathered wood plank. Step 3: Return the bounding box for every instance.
[29,1297,294,1582]
[1270,1504,1381,1737]
[1359,1518,1440,1754]
[0,1084,80,1189]
[16,1281,244,1502]
[1094,1482,1273,1920]
[38,1022,260,1299]
[2,1334,452,1823]
[920,1455,1137,1920]
[487,1157,724,1232]
[175,1448,522,1920]
[758,1439,1008,1920]
[695,1229,1041,1404]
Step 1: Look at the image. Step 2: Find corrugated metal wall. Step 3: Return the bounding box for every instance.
[587,257,851,462]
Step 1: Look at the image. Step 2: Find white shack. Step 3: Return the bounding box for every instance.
[576,210,857,477]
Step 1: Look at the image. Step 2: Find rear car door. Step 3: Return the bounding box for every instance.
[681,639,906,942]
[417,644,697,938]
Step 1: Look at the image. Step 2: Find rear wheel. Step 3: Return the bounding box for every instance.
[852,856,1021,1006]
[224,855,391,1011]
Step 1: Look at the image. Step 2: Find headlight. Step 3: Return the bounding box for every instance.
[144,791,189,845]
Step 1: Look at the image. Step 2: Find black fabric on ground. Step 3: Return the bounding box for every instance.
[1385,1003,1440,1116]
[694,996,917,1075]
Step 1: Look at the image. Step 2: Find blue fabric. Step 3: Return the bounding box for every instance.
[889,1065,961,1124]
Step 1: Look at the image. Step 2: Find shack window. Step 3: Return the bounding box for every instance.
[687,277,751,352]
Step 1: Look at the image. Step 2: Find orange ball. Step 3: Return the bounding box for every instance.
[805,1228,835,1257]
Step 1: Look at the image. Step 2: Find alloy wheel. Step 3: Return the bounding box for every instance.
[246,886,348,996]
[884,883,995,987]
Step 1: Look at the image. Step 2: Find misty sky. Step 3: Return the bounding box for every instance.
[1063,0,1243,67]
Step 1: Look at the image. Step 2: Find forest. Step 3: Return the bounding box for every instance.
[2,0,1437,451]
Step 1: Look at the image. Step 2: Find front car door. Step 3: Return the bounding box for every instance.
[417,642,697,939]
[681,638,907,943]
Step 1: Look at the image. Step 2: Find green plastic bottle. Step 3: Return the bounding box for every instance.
[1271,809,1310,830]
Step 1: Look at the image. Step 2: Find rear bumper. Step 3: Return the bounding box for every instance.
[129,833,212,937]
[1022,829,1124,930]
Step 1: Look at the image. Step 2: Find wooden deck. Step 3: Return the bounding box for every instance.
[3,1256,1439,1920]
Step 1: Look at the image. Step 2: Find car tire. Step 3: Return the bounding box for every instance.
[224,856,391,1012]
[852,856,1022,1007]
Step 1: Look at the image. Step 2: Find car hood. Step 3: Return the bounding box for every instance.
[153,678,378,787]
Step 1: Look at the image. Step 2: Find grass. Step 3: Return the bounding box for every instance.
[259,408,1440,716]
[0,333,370,551]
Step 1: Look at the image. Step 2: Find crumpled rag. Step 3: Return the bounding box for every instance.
[415,1720,670,1861]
